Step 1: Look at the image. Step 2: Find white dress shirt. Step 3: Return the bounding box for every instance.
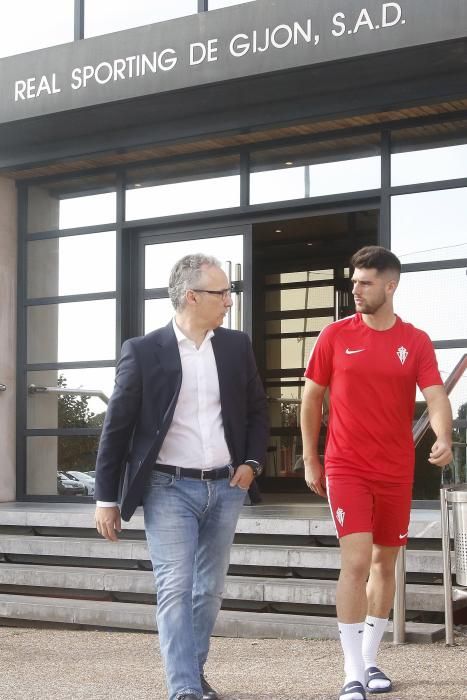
[97,319,231,507]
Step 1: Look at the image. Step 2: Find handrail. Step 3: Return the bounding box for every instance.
[413,353,467,446]
[393,352,467,645]
[28,384,109,405]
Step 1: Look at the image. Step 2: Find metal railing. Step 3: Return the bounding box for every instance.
[28,384,109,404]
[393,353,467,644]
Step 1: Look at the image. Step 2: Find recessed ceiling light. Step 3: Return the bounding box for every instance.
[285,161,293,166]
[307,242,313,246]
[275,229,282,234]
[134,183,141,188]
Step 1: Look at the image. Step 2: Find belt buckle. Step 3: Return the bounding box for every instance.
[200,469,210,481]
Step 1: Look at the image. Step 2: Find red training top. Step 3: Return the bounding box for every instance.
[304,314,443,483]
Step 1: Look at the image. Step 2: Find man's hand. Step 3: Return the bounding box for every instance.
[304,457,326,498]
[230,464,255,490]
[95,506,122,542]
[428,438,453,467]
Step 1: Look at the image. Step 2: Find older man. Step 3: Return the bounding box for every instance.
[94,254,269,700]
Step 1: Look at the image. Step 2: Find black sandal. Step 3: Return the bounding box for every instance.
[339,680,367,699]
[365,666,393,694]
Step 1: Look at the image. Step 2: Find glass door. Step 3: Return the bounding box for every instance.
[262,267,352,489]
[138,225,252,337]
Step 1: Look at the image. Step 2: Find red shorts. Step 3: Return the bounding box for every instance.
[326,474,412,546]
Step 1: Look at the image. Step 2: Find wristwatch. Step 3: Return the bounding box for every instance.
[244,459,263,477]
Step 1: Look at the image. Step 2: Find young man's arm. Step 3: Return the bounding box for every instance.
[301,378,328,497]
[422,384,453,467]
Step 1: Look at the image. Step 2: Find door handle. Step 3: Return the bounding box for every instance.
[224,260,232,329]
[234,263,243,331]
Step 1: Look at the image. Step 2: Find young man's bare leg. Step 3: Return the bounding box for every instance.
[336,533,373,700]
[362,545,399,693]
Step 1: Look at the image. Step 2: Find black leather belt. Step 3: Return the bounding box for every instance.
[154,463,232,481]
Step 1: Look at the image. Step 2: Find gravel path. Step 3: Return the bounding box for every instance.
[0,625,465,699]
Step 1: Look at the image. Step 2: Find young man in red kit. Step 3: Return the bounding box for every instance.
[301,247,452,700]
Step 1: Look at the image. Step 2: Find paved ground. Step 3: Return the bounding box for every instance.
[0,625,465,700]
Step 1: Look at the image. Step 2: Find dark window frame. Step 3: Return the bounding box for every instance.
[16,114,467,500]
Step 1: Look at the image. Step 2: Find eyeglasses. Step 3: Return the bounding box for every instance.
[191,288,232,300]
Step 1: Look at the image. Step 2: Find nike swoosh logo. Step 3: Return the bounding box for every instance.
[345,348,365,355]
[399,532,409,539]
[346,686,363,691]
[366,622,375,627]
[368,672,380,677]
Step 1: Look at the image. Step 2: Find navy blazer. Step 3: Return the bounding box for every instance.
[95,322,269,521]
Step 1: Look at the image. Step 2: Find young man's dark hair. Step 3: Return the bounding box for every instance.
[351,246,401,278]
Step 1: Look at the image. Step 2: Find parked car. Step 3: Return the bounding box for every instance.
[57,473,86,496]
[63,470,95,496]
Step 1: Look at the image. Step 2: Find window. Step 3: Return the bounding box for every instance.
[126,156,240,220]
[27,368,114,429]
[250,135,381,205]
[27,174,117,233]
[27,231,116,298]
[395,268,467,342]
[27,300,116,364]
[391,189,467,264]
[391,121,467,186]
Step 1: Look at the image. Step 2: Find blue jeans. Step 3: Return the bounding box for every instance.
[142,468,246,700]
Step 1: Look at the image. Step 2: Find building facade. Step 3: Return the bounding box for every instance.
[0,0,466,506]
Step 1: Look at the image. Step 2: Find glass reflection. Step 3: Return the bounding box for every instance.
[266,337,317,370]
[27,300,116,364]
[266,317,334,335]
[27,368,115,428]
[266,286,334,312]
[27,231,116,298]
[145,298,174,335]
[145,235,243,289]
[251,157,380,205]
[265,270,334,284]
[309,157,380,197]
[391,189,467,264]
[266,380,303,478]
[126,175,240,221]
[59,192,116,229]
[0,0,74,58]
[392,143,467,186]
[27,436,99,496]
[395,268,467,341]
[251,167,306,205]
[84,0,198,38]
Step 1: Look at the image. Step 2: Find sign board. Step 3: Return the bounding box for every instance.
[0,0,466,124]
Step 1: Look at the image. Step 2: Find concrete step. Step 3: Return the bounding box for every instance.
[0,592,445,642]
[0,535,451,573]
[0,563,461,611]
[0,503,444,539]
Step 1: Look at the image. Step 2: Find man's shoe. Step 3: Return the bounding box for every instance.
[200,673,219,700]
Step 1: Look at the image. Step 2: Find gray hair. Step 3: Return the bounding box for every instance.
[168,253,222,310]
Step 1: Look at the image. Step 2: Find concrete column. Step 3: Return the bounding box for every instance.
[0,177,17,502]
[26,185,59,495]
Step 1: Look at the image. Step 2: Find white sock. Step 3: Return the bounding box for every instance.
[362,615,390,690]
[338,621,365,697]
